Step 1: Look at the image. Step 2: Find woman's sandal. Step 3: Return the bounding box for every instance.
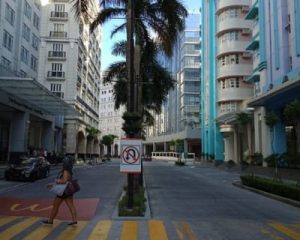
[41,219,53,225]
[68,221,77,226]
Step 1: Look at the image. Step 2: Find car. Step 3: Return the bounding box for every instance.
[5,157,50,181]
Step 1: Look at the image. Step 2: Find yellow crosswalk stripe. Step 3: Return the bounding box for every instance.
[0,216,19,226]
[0,217,39,239]
[120,221,138,240]
[175,221,198,240]
[88,220,112,240]
[56,221,87,240]
[23,220,61,240]
[149,220,168,240]
[270,223,300,240]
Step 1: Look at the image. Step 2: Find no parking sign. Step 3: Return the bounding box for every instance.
[120,139,142,173]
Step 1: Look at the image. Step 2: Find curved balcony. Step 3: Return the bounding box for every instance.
[217,0,251,13]
[218,87,253,102]
[218,40,250,56]
[219,124,234,134]
[217,19,252,35]
[218,64,252,79]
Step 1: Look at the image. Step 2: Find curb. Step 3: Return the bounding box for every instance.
[232,181,300,208]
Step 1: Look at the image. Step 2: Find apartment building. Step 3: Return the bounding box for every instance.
[0,0,73,163]
[144,13,201,157]
[99,82,125,156]
[38,0,102,159]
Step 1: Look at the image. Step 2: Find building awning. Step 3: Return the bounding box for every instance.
[248,77,300,108]
[246,74,260,83]
[245,2,258,20]
[0,77,79,116]
[246,40,259,51]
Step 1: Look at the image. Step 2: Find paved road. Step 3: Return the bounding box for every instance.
[0,160,299,239]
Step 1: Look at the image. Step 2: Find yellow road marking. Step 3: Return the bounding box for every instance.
[270,223,300,240]
[56,221,87,240]
[0,217,39,239]
[88,220,112,240]
[23,220,61,240]
[175,221,198,240]
[149,220,168,240]
[0,216,19,226]
[120,221,138,240]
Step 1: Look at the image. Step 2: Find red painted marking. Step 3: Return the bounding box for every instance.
[0,197,99,221]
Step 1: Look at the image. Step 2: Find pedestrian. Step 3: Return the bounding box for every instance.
[42,157,77,225]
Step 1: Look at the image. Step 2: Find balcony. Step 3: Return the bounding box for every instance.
[217,0,251,13]
[218,87,253,102]
[218,64,252,79]
[50,11,68,21]
[217,18,252,35]
[218,40,250,56]
[48,51,66,60]
[47,71,65,80]
[49,31,67,38]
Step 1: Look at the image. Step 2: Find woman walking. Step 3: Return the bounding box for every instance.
[42,157,77,225]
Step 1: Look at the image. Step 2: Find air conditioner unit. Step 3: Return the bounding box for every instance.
[241,6,250,13]
[241,29,251,35]
[242,52,252,58]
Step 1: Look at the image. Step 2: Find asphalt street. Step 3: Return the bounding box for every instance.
[0,160,299,239]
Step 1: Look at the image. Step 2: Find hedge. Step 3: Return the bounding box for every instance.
[240,175,300,201]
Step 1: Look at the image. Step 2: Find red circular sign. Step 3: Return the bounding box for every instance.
[121,146,140,164]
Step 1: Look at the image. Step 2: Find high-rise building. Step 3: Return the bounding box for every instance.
[38,0,102,159]
[144,12,201,157]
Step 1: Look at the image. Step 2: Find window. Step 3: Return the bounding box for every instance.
[33,13,40,30]
[21,46,29,64]
[24,1,32,20]
[52,63,62,71]
[22,23,30,42]
[3,30,13,51]
[53,43,63,51]
[1,56,11,68]
[235,78,240,88]
[55,4,65,12]
[54,23,64,32]
[235,54,239,64]
[5,3,15,26]
[50,83,64,98]
[32,33,39,50]
[221,80,225,89]
[30,55,37,71]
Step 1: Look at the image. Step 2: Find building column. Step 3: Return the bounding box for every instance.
[41,121,54,153]
[164,142,167,152]
[184,139,188,154]
[152,142,156,152]
[9,111,30,163]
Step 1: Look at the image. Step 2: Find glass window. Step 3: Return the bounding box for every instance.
[21,46,29,64]
[30,55,37,71]
[32,33,39,50]
[54,23,64,32]
[1,56,11,68]
[3,30,13,51]
[52,63,62,71]
[5,3,15,26]
[22,23,31,42]
[24,1,32,20]
[33,13,40,30]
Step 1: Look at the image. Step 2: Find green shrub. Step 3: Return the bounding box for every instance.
[175,160,185,166]
[240,175,300,201]
[264,154,280,167]
[251,152,263,166]
[118,187,146,216]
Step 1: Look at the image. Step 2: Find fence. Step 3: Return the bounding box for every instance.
[151,152,195,162]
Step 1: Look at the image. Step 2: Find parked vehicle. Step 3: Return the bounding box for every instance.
[5,157,50,181]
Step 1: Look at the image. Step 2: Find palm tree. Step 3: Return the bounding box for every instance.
[101,134,118,157]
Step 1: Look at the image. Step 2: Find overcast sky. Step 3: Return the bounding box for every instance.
[100,0,201,72]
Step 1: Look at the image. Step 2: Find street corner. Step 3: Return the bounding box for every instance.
[0,197,99,221]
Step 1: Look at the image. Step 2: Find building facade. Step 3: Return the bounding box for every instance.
[99,82,125,157]
[144,12,201,158]
[38,0,102,159]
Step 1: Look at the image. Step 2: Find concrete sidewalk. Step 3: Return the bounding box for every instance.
[194,160,300,183]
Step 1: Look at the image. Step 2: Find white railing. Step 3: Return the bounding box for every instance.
[151,152,195,162]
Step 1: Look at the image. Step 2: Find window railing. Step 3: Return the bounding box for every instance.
[47,71,65,78]
[49,31,67,38]
[50,11,68,19]
[48,51,66,58]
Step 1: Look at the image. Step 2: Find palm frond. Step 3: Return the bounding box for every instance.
[102,61,127,84]
[110,23,126,38]
[111,40,126,56]
[71,0,92,22]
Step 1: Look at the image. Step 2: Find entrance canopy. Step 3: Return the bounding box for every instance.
[0,77,79,116]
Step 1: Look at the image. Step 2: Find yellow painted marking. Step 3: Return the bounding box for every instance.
[56,221,87,240]
[88,220,112,240]
[0,216,19,226]
[149,220,168,240]
[270,223,300,240]
[23,220,61,240]
[120,221,138,240]
[0,217,39,239]
[175,221,198,240]
[10,203,52,212]
[261,228,284,240]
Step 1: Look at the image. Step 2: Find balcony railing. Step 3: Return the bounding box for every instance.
[50,11,68,20]
[49,31,67,38]
[47,71,65,79]
[48,51,66,60]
